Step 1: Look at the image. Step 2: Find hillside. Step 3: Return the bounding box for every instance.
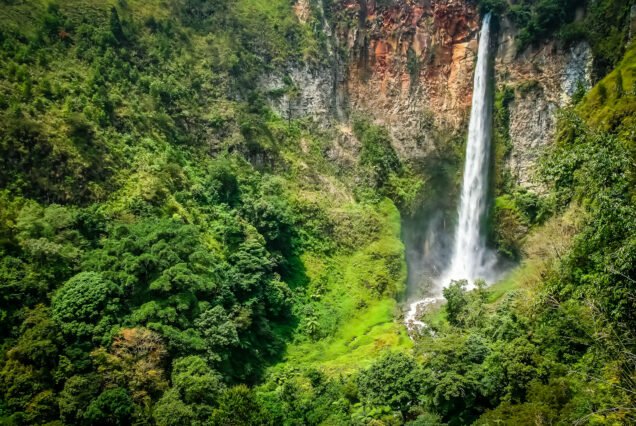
[0,0,635,425]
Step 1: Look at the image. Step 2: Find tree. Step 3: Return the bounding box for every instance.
[210,385,269,426]
[194,306,239,365]
[356,352,424,415]
[614,70,623,98]
[109,7,125,43]
[419,333,490,423]
[84,387,134,426]
[154,355,224,424]
[153,389,196,426]
[92,328,168,408]
[407,412,446,425]
[0,306,62,422]
[58,374,100,424]
[8,304,61,368]
[51,272,122,341]
[172,356,223,401]
[443,280,468,327]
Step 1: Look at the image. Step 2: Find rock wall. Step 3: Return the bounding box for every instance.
[337,0,480,160]
[495,16,593,188]
[259,65,336,124]
[261,0,480,161]
[262,1,594,189]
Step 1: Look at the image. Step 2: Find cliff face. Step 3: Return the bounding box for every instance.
[338,0,480,160]
[263,0,593,188]
[495,16,593,189]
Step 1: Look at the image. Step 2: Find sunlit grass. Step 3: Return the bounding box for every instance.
[580,40,636,130]
[280,299,411,375]
[486,260,539,303]
[267,199,411,375]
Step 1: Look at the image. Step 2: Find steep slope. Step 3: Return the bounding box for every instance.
[0,1,414,424]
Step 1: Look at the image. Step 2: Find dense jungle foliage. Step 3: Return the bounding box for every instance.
[0,0,635,425]
[478,0,634,77]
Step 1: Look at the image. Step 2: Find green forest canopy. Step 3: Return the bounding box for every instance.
[0,0,635,424]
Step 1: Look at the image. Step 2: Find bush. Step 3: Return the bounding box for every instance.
[357,352,424,415]
[354,119,402,190]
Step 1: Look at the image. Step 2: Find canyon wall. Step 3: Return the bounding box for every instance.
[495,15,592,189]
[336,0,480,160]
[263,0,593,189]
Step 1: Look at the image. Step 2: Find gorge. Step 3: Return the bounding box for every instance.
[0,0,635,424]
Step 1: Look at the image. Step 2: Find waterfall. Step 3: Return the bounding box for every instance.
[441,12,494,290]
[406,13,494,332]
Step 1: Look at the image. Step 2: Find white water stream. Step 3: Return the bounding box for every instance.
[406,13,494,333]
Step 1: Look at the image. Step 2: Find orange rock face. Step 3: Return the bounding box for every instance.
[334,0,480,158]
[278,0,591,179]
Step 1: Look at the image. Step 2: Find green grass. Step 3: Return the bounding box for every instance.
[486,261,540,303]
[421,299,447,329]
[279,299,412,374]
[268,199,412,375]
[579,40,636,132]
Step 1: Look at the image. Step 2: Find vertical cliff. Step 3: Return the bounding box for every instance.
[495,16,593,189]
[336,0,480,160]
[262,0,594,188]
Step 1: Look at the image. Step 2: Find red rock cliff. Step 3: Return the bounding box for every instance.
[336,0,480,159]
[273,0,593,187]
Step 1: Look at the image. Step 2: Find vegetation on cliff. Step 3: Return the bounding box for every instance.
[0,0,416,423]
[479,0,634,77]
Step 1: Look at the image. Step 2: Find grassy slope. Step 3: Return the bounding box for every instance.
[275,200,412,375]
[579,40,636,131]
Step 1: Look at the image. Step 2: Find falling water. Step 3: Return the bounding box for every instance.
[406,13,494,332]
[442,11,494,289]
